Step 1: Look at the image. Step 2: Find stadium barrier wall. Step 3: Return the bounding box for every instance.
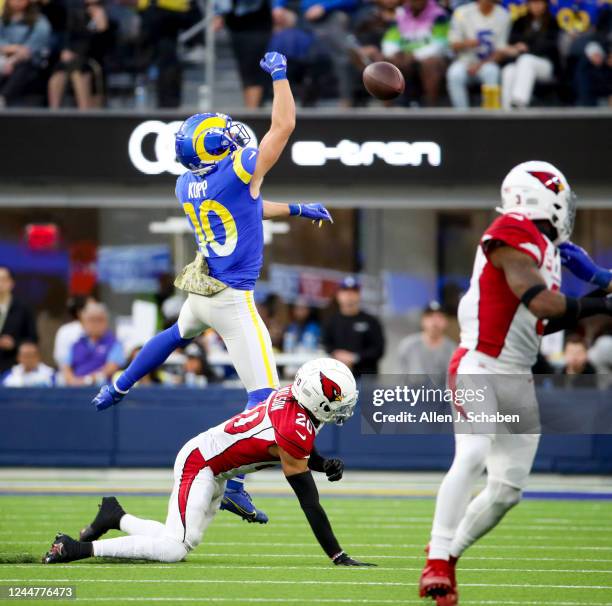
[1,387,611,473]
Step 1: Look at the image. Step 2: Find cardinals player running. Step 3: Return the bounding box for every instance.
[43,359,376,568]
[419,161,612,605]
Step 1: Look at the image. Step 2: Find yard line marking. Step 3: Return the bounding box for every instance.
[5,517,612,533]
[3,552,612,563]
[3,579,612,590]
[2,563,611,574]
[7,540,612,551]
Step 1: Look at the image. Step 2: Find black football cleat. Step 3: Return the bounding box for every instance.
[79,496,126,541]
[43,534,92,564]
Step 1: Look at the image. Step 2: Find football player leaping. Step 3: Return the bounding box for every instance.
[44,359,375,568]
[419,161,612,606]
[92,52,332,524]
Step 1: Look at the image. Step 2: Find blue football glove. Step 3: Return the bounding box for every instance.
[289,203,333,227]
[92,384,125,412]
[259,52,287,81]
[559,242,612,289]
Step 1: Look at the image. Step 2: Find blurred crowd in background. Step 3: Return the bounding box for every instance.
[1,264,610,389]
[0,0,610,109]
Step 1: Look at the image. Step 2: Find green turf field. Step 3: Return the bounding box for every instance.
[1,495,611,606]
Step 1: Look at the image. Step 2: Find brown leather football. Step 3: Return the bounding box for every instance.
[362,62,405,101]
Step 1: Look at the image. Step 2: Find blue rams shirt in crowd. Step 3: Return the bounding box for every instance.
[502,0,604,32]
[175,147,264,291]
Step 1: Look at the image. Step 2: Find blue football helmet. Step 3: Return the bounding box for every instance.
[175,113,251,175]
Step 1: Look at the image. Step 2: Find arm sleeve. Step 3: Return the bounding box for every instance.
[308,445,327,472]
[286,471,342,558]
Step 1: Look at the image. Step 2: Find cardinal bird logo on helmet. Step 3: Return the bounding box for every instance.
[320,372,342,402]
[529,171,565,194]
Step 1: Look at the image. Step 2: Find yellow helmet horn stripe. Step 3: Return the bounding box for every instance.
[193,116,231,163]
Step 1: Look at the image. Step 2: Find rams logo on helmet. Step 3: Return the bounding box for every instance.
[175,113,252,175]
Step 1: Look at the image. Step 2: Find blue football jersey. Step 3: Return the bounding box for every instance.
[175,147,263,291]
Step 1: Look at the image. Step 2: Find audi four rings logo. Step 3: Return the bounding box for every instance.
[128,121,441,175]
[128,120,258,176]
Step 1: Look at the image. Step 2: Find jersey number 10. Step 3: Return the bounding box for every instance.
[183,199,238,258]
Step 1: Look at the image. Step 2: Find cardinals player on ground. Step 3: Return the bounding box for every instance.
[43,359,375,568]
[419,161,612,605]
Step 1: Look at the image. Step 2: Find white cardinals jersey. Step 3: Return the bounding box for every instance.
[456,212,561,371]
[193,386,317,480]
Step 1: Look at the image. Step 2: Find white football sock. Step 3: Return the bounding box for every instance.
[429,435,491,560]
[92,535,187,563]
[450,480,521,558]
[120,513,165,537]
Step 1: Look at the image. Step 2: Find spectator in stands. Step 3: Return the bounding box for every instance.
[215,0,272,108]
[53,295,93,369]
[2,342,55,387]
[138,0,189,108]
[446,0,511,108]
[282,297,321,353]
[0,266,38,374]
[500,0,559,109]
[348,0,399,105]
[382,0,449,106]
[397,301,456,375]
[558,334,597,387]
[48,0,113,109]
[589,331,612,373]
[574,6,612,106]
[322,276,385,376]
[61,302,124,386]
[181,342,210,387]
[0,0,51,107]
[273,0,358,106]
[268,8,331,106]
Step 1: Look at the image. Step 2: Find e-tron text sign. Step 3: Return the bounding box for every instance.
[291,140,441,167]
[0,112,609,187]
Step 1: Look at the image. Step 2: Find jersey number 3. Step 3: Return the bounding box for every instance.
[183,199,238,258]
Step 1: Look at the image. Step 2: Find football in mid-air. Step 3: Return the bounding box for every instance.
[362,62,405,101]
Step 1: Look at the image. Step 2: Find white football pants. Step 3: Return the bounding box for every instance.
[93,437,225,562]
[177,288,279,392]
[429,349,540,560]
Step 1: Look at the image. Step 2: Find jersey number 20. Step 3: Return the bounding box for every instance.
[183,199,238,258]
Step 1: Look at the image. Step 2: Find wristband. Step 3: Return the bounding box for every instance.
[271,69,287,81]
[288,203,301,216]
